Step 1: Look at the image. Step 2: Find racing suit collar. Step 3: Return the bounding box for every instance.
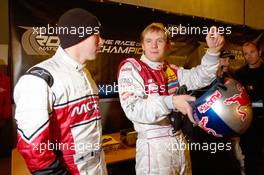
[57,46,85,71]
[140,54,164,70]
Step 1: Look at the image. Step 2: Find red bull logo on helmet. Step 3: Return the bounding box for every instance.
[197,90,222,113]
[223,83,251,122]
[198,116,223,137]
[194,78,253,137]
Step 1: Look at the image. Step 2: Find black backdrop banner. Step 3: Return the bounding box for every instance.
[10,0,264,97]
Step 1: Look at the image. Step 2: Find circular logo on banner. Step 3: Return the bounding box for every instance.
[19,26,59,55]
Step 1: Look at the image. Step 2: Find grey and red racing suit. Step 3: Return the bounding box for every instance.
[14,47,107,175]
[118,52,219,175]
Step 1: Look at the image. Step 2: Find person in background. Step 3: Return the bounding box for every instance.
[192,49,245,175]
[14,8,107,175]
[217,50,235,78]
[235,41,264,175]
[118,22,224,175]
[218,50,246,174]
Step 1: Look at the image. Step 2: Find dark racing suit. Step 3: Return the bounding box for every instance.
[14,47,107,175]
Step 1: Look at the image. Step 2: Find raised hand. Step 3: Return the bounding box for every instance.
[206,26,225,54]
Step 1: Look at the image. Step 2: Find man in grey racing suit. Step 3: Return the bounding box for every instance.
[14,8,107,175]
[118,23,224,175]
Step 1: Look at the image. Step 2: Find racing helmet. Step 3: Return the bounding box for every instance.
[192,78,253,137]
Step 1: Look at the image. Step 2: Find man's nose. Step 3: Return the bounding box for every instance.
[152,41,158,48]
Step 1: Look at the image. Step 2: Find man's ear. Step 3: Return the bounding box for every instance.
[141,43,145,51]
[259,50,262,57]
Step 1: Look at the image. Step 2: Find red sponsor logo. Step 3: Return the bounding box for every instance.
[199,117,223,137]
[71,97,99,117]
[223,84,250,121]
[197,90,222,113]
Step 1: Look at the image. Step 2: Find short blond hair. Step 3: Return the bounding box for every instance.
[140,23,170,44]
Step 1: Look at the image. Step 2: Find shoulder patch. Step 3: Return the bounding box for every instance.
[26,67,54,87]
[126,58,142,71]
